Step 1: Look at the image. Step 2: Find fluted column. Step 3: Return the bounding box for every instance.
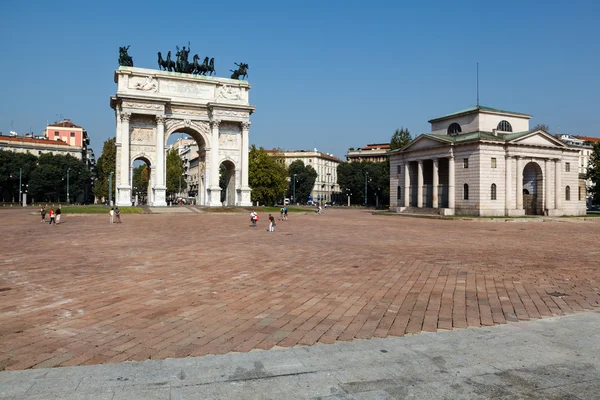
[505,155,512,212]
[208,119,222,206]
[516,156,523,210]
[448,155,455,210]
[417,160,423,208]
[432,158,439,208]
[153,115,167,206]
[239,121,252,206]
[403,162,410,207]
[117,112,132,206]
[545,158,552,211]
[554,158,561,210]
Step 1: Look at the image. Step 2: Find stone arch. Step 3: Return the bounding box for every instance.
[131,154,153,205]
[522,161,544,215]
[165,120,210,148]
[219,158,237,206]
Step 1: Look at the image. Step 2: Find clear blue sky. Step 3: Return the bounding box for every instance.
[1,0,599,159]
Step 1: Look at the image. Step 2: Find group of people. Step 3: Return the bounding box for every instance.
[109,207,122,223]
[250,210,277,232]
[40,205,61,225]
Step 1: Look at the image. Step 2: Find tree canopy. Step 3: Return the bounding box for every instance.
[93,138,116,202]
[337,161,389,206]
[390,128,412,150]
[0,150,38,202]
[132,164,149,203]
[287,160,317,203]
[28,153,91,203]
[533,124,551,132]
[166,148,186,198]
[587,142,600,206]
[248,146,288,206]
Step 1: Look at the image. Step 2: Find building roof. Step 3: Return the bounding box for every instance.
[428,105,532,123]
[574,135,600,143]
[361,143,390,150]
[0,135,73,146]
[47,119,83,129]
[265,149,343,163]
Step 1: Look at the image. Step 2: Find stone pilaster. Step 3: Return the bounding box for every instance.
[403,162,410,207]
[505,155,512,213]
[554,158,561,211]
[153,115,167,206]
[238,121,252,206]
[207,119,222,206]
[448,155,455,210]
[516,156,523,210]
[417,160,423,208]
[117,112,132,206]
[432,158,439,208]
[545,158,552,212]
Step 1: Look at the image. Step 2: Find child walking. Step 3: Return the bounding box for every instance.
[267,214,275,232]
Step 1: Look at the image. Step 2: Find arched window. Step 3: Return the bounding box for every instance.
[565,186,570,201]
[497,120,513,132]
[463,184,469,200]
[448,123,462,136]
[491,183,497,200]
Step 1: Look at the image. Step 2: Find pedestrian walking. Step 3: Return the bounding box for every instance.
[283,206,288,220]
[115,207,121,223]
[48,208,55,225]
[250,210,258,227]
[280,207,284,221]
[55,205,62,224]
[267,214,275,232]
[109,207,115,224]
[40,206,46,223]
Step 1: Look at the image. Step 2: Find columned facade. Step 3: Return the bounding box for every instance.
[111,66,255,207]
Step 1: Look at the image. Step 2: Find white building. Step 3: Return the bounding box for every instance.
[267,149,343,203]
[346,143,390,163]
[389,105,587,216]
[0,133,83,159]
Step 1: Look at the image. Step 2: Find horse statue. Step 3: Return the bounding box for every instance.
[119,46,134,67]
[207,58,215,76]
[158,51,176,71]
[230,62,248,80]
[195,56,210,75]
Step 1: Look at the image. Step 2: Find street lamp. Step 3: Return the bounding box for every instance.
[66,168,71,204]
[346,188,352,207]
[326,172,331,203]
[293,173,297,204]
[364,171,370,206]
[18,167,22,206]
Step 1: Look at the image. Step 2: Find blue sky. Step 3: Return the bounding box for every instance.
[1,0,599,159]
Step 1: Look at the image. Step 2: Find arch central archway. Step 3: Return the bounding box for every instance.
[523,162,543,215]
[219,160,236,206]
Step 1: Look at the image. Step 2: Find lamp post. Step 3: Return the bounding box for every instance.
[364,171,369,206]
[326,172,331,203]
[66,168,71,204]
[108,171,114,206]
[18,167,22,206]
[293,173,297,204]
[346,188,351,207]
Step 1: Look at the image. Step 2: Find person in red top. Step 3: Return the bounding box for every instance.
[48,209,55,225]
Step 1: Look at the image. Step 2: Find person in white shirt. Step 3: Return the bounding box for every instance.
[250,210,258,227]
[109,208,115,224]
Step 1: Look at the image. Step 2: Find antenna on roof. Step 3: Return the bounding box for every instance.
[476,62,480,107]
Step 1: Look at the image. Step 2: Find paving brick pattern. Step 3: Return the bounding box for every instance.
[1,209,599,371]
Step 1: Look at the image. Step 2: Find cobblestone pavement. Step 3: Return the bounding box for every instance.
[1,209,599,371]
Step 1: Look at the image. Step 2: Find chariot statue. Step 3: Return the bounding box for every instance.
[118,46,134,67]
[230,62,248,80]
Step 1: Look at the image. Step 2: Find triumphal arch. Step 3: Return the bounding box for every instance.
[110,66,255,207]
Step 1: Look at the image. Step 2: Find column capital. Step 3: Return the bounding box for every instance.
[155,115,166,124]
[241,121,251,130]
[120,112,131,122]
[210,119,221,129]
[553,158,562,162]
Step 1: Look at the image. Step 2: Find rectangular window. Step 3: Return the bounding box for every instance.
[565,162,570,172]
[54,132,59,136]
[491,158,497,168]
[463,158,469,168]
[396,165,401,174]
[70,132,76,137]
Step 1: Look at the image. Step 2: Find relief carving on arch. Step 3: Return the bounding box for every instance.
[131,127,154,144]
[219,133,240,150]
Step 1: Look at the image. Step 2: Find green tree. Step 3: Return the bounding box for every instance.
[0,150,37,202]
[337,161,389,206]
[93,138,116,202]
[248,145,288,205]
[587,142,600,206]
[287,160,318,203]
[29,153,90,203]
[390,127,412,150]
[533,124,551,132]
[166,148,186,198]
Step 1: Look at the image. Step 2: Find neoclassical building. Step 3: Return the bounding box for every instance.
[390,106,586,216]
[110,66,254,207]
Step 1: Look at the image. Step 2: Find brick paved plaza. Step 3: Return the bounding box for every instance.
[1,209,599,371]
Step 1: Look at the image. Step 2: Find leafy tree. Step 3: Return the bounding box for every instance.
[533,124,550,132]
[337,161,389,206]
[248,145,288,205]
[132,164,149,203]
[0,150,37,202]
[29,153,91,203]
[587,142,600,206]
[287,160,318,203]
[390,127,412,150]
[93,138,116,202]
[166,148,186,198]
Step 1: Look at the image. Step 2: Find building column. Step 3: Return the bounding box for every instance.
[417,160,423,208]
[153,115,167,206]
[207,120,222,206]
[505,155,512,212]
[238,121,252,206]
[432,158,439,208]
[448,155,455,210]
[554,158,561,211]
[403,162,410,207]
[545,158,552,212]
[516,156,523,210]
[117,112,132,206]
